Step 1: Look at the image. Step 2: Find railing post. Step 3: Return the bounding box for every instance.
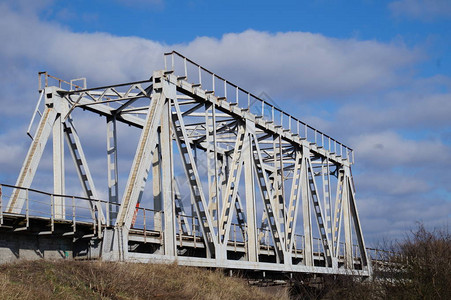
[178,214,182,246]
[193,217,197,248]
[97,202,102,238]
[247,92,250,109]
[183,57,187,78]
[143,208,146,243]
[294,236,297,258]
[106,197,110,226]
[224,80,227,98]
[234,224,237,251]
[171,53,175,71]
[50,194,54,232]
[303,235,305,253]
[92,202,97,235]
[26,189,29,228]
[72,196,76,233]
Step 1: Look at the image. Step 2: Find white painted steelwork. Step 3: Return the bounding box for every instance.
[3,52,371,276]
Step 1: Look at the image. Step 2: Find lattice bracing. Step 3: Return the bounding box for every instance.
[1,52,371,276]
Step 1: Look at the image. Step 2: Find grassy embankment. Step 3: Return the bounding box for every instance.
[0,260,288,300]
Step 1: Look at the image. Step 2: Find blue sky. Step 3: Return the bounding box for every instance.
[0,0,451,245]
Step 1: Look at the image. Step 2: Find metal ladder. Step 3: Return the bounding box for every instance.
[219,125,246,240]
[64,119,105,224]
[172,107,216,254]
[252,138,285,261]
[306,159,332,266]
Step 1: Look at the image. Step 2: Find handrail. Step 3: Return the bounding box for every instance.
[164,50,354,163]
[1,183,398,263]
[38,71,86,92]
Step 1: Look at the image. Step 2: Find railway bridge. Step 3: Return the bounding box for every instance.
[0,51,372,277]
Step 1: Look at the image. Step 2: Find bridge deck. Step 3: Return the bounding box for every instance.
[0,212,373,274]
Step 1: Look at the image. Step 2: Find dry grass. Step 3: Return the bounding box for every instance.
[0,260,287,300]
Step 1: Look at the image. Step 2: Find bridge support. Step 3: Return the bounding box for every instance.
[1,52,372,277]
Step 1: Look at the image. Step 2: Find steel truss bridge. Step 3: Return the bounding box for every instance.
[0,51,372,277]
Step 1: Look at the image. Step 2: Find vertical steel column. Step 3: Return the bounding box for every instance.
[275,135,286,244]
[244,121,258,262]
[153,134,163,232]
[301,146,313,266]
[107,115,119,225]
[205,103,219,232]
[161,98,176,257]
[53,113,65,219]
[321,158,332,241]
[342,173,353,268]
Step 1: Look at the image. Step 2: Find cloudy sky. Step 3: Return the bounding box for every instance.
[0,0,450,245]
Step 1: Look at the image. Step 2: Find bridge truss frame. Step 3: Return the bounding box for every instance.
[3,51,371,276]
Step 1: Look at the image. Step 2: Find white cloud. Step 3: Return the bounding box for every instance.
[358,172,431,196]
[0,1,449,246]
[0,3,421,101]
[351,131,451,167]
[180,30,420,99]
[359,194,451,243]
[335,90,451,134]
[389,0,451,21]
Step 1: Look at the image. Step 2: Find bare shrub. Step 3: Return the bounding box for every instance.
[381,223,451,299]
[289,224,451,299]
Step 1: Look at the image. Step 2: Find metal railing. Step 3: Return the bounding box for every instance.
[164,51,354,163]
[0,183,114,236]
[38,71,86,92]
[2,183,389,264]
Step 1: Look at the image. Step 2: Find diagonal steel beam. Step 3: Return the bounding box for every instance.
[219,123,246,243]
[7,98,58,213]
[333,169,345,257]
[347,167,371,272]
[172,97,217,257]
[286,147,303,252]
[64,118,105,224]
[115,74,166,230]
[251,133,285,262]
[306,157,333,267]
